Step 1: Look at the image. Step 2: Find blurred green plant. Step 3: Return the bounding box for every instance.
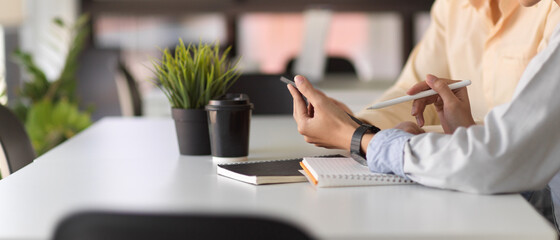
[11,14,92,156]
[150,39,240,109]
[25,99,91,154]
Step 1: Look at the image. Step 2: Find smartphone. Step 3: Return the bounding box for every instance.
[280,76,297,88]
[280,76,307,104]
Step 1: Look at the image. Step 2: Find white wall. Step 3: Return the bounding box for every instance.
[20,0,77,80]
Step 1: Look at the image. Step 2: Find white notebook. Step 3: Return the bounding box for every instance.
[300,157,414,187]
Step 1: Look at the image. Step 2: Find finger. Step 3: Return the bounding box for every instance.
[412,95,439,127]
[294,75,323,102]
[453,87,470,103]
[415,115,424,127]
[411,97,429,116]
[410,100,424,127]
[407,80,431,95]
[315,88,328,98]
[410,125,424,135]
[426,75,459,104]
[288,84,308,120]
[434,96,444,112]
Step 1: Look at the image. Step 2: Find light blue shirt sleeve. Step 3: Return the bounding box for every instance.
[366,129,413,179]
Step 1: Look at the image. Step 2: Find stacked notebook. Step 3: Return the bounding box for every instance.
[217,155,344,185]
[217,155,414,187]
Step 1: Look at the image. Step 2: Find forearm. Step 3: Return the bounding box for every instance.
[365,129,414,179]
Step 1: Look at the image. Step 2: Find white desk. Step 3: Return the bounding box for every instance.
[0,117,555,239]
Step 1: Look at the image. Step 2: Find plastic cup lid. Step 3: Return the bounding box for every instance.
[206,93,253,110]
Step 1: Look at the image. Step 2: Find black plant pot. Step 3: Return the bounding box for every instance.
[171,108,211,155]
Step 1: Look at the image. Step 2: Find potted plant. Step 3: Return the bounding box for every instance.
[151,40,240,155]
[12,15,92,156]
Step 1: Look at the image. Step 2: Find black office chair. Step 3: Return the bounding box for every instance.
[118,62,143,116]
[227,74,293,115]
[0,104,36,175]
[77,48,143,121]
[285,56,358,75]
[53,211,314,240]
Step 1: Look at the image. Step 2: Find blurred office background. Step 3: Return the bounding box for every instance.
[1,0,433,119]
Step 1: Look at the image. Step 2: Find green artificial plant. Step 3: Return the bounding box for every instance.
[11,14,92,155]
[151,39,240,109]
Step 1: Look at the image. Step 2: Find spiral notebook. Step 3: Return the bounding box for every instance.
[300,157,414,187]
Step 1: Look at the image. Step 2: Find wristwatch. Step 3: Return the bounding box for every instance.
[348,115,380,166]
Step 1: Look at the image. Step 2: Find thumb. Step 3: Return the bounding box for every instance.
[426,75,458,104]
[294,75,321,101]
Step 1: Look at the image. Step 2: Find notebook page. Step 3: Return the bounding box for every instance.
[303,157,413,187]
[304,157,371,175]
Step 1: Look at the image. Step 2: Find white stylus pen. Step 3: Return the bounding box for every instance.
[367,80,472,109]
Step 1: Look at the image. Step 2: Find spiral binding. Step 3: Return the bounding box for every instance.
[322,173,413,183]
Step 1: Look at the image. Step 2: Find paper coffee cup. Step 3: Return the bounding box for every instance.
[206,94,253,163]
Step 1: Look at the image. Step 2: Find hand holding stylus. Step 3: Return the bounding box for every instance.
[409,74,476,133]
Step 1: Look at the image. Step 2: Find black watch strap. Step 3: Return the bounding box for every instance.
[348,115,380,166]
[350,125,371,166]
[348,114,380,133]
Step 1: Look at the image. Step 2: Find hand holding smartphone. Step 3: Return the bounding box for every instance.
[280,76,307,103]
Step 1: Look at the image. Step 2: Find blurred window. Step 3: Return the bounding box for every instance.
[95,14,226,51]
[93,12,430,88]
[239,12,408,81]
[94,14,227,94]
